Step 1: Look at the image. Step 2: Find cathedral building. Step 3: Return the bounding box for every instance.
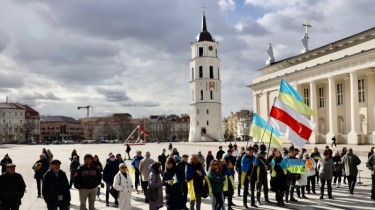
[249,26,375,145]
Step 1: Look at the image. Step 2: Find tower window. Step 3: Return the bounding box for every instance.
[206,109,209,114]
[218,68,220,80]
[197,109,199,114]
[192,68,194,80]
[199,47,203,57]
[210,91,213,99]
[207,121,209,126]
[209,66,214,79]
[200,90,203,100]
[358,79,365,103]
[199,66,203,78]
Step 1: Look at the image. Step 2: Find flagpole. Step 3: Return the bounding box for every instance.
[266,128,273,159]
[258,97,277,144]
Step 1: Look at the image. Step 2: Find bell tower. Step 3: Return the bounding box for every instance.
[188,13,224,142]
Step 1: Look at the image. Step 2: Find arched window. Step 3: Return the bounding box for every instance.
[206,109,209,114]
[207,121,209,126]
[209,66,214,78]
[200,90,203,100]
[218,68,220,80]
[192,68,194,80]
[210,91,213,99]
[199,66,203,78]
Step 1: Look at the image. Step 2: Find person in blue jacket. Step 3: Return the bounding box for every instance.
[241,146,257,208]
[131,150,144,192]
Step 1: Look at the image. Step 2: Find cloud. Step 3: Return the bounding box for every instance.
[96,87,130,102]
[17,92,61,105]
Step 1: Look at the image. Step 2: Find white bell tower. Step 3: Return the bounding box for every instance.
[188,13,224,142]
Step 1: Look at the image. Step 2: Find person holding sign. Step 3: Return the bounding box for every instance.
[317,152,334,199]
[270,151,288,206]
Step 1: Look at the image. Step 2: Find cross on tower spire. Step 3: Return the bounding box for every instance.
[302,19,312,35]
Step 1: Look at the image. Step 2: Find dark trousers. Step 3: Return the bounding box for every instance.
[333,175,341,184]
[0,202,20,210]
[47,201,67,210]
[141,181,149,202]
[223,191,233,208]
[347,176,357,193]
[126,152,131,160]
[315,169,319,184]
[320,178,332,198]
[36,178,42,196]
[134,168,141,189]
[285,177,297,201]
[182,182,188,207]
[70,172,75,188]
[307,176,316,193]
[213,192,223,210]
[243,178,256,205]
[105,182,118,204]
[371,175,375,199]
[256,179,269,201]
[274,187,284,205]
[237,171,242,196]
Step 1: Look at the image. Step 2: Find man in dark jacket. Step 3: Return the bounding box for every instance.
[186,154,206,210]
[0,163,26,210]
[216,146,225,160]
[158,148,167,174]
[42,159,71,210]
[235,150,244,197]
[32,153,50,198]
[74,154,102,210]
[205,151,214,171]
[69,156,80,188]
[103,154,119,206]
[177,154,189,210]
[0,154,12,173]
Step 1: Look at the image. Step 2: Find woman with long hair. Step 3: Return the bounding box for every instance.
[163,158,183,210]
[208,159,225,210]
[93,155,103,201]
[270,150,288,206]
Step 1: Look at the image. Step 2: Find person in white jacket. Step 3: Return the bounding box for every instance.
[305,153,317,194]
[113,163,133,210]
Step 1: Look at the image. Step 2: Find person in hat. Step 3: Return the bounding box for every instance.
[33,153,50,198]
[103,154,120,206]
[256,151,271,205]
[42,159,71,209]
[0,163,26,209]
[1,154,12,173]
[177,154,189,210]
[241,146,258,208]
[216,146,225,160]
[206,151,214,172]
[69,156,80,189]
[139,151,155,203]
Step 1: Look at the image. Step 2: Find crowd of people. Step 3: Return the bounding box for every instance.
[0,143,374,210]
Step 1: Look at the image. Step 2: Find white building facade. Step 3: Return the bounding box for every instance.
[250,27,375,145]
[188,14,224,142]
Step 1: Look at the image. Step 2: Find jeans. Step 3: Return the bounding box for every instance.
[347,176,357,193]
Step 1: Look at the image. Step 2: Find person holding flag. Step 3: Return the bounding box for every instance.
[241,146,257,208]
[270,150,288,206]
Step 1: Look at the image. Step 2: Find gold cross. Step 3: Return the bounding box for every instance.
[302,19,311,34]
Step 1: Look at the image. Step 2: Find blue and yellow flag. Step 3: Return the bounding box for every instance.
[279,79,315,116]
[249,113,282,146]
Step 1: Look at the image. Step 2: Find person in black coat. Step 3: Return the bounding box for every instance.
[158,149,167,174]
[42,159,71,210]
[32,153,50,198]
[206,151,214,172]
[0,163,26,210]
[103,154,120,206]
[163,158,184,210]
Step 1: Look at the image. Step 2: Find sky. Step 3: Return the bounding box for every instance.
[0,0,374,120]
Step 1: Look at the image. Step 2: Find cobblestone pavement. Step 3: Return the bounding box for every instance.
[1,142,374,210]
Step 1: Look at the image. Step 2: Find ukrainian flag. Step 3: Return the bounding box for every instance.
[279,79,315,116]
[249,113,282,147]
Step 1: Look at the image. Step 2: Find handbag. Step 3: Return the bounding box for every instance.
[146,175,159,201]
[110,175,121,198]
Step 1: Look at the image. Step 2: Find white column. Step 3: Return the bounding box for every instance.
[253,92,258,114]
[367,74,375,135]
[309,81,318,143]
[348,72,361,144]
[327,77,337,143]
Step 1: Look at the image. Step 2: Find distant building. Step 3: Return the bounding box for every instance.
[79,113,135,141]
[225,110,253,141]
[40,116,83,142]
[0,102,40,143]
[148,114,190,142]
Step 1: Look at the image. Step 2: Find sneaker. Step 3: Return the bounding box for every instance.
[329,197,334,199]
[319,196,323,199]
[256,201,262,206]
